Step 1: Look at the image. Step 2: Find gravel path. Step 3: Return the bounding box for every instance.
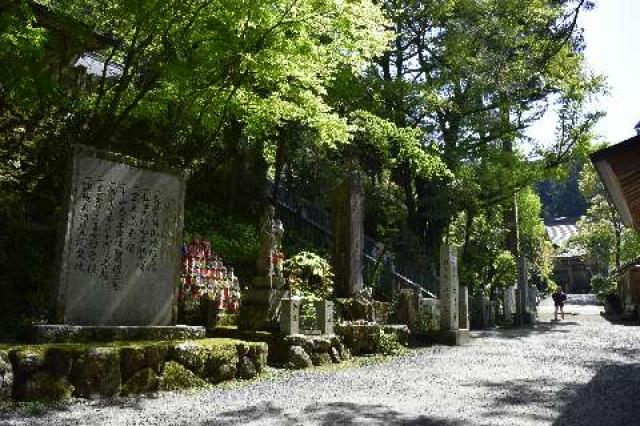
[3,294,640,425]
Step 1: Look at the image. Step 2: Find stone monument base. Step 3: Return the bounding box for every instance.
[30,324,206,344]
[428,329,471,346]
[237,277,287,331]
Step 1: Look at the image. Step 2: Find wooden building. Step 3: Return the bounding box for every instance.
[591,133,640,315]
[545,217,592,293]
[612,258,640,319]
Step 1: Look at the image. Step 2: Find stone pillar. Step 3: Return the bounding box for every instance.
[280,297,301,335]
[516,256,531,325]
[315,300,334,335]
[439,245,459,331]
[332,173,364,297]
[431,245,469,345]
[459,284,469,329]
[502,286,516,325]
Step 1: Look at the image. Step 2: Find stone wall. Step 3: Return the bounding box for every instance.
[0,339,267,402]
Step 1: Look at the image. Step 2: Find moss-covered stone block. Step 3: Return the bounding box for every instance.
[14,371,74,402]
[310,352,332,366]
[121,368,158,396]
[120,347,146,382]
[158,361,208,391]
[0,351,13,401]
[45,347,74,378]
[236,357,257,379]
[247,343,268,372]
[144,344,168,373]
[169,342,209,377]
[286,346,312,369]
[9,349,45,377]
[70,348,120,398]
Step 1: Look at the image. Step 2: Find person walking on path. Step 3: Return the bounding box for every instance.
[552,288,567,321]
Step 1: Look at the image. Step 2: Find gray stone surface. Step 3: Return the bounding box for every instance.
[7,295,637,426]
[458,284,469,329]
[0,351,13,401]
[332,173,364,297]
[279,298,301,335]
[439,245,459,331]
[516,256,530,325]
[503,286,516,325]
[69,348,121,398]
[315,300,334,335]
[32,325,205,343]
[58,145,185,326]
[237,357,257,379]
[286,346,313,369]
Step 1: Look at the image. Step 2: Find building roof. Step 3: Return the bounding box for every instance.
[545,217,583,258]
[74,53,123,79]
[612,255,640,277]
[590,135,640,229]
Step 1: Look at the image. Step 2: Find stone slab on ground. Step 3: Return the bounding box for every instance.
[31,325,205,343]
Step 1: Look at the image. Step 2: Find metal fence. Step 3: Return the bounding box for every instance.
[270,182,437,297]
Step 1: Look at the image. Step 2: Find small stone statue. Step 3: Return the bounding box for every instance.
[257,205,277,277]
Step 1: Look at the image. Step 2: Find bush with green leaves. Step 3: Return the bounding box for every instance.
[376,329,406,355]
[590,274,617,303]
[283,251,334,299]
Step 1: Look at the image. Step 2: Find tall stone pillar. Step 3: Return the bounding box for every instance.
[332,173,364,297]
[459,284,469,330]
[516,256,532,325]
[431,245,470,345]
[502,286,516,325]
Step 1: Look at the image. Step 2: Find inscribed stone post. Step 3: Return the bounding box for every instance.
[516,256,530,325]
[58,145,185,326]
[503,286,516,325]
[439,245,459,331]
[332,173,364,297]
[458,284,469,329]
[279,298,301,335]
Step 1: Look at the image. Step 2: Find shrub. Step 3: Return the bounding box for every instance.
[283,251,334,299]
[590,274,617,303]
[376,329,406,355]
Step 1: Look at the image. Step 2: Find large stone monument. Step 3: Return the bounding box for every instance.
[56,145,185,327]
[430,245,470,345]
[332,172,365,297]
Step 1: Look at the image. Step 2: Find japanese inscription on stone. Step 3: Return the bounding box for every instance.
[439,245,459,331]
[59,146,185,326]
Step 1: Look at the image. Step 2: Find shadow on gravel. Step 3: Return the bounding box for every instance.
[473,321,578,340]
[203,401,464,425]
[553,363,640,426]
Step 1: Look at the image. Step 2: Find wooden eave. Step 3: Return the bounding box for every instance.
[590,135,640,229]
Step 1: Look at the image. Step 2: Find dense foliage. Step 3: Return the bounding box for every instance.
[570,155,640,275]
[0,0,604,329]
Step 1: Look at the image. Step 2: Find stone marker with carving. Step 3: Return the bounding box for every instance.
[57,145,185,326]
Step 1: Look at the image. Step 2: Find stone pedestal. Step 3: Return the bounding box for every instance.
[434,245,470,345]
[238,277,287,331]
[332,173,364,297]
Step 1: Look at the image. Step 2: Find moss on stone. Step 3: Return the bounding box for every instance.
[158,361,208,391]
[121,368,158,396]
[14,372,74,402]
[69,348,120,398]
